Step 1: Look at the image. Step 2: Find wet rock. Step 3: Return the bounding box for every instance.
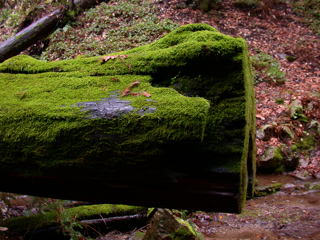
[143,209,200,240]
[254,183,282,197]
[282,145,299,170]
[305,182,320,190]
[292,170,313,181]
[258,146,283,173]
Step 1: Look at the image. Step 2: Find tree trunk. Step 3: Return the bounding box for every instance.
[0,24,256,213]
[0,9,63,63]
[0,0,105,63]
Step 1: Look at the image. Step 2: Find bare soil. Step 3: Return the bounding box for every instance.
[98,174,320,240]
[192,174,320,240]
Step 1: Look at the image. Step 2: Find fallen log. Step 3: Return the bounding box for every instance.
[0,0,105,63]
[4,204,146,239]
[0,24,256,213]
[22,214,147,240]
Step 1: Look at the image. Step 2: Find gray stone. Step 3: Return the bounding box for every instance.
[258,146,283,172]
[143,209,199,240]
[77,97,156,119]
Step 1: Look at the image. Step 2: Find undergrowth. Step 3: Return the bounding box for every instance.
[0,194,85,239]
[291,0,320,35]
[251,51,287,84]
[41,0,179,61]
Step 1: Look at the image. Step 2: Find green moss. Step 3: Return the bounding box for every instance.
[304,182,311,190]
[274,164,285,174]
[4,204,145,234]
[276,98,284,104]
[300,135,316,149]
[312,183,320,190]
[254,183,282,197]
[291,144,298,151]
[172,226,196,240]
[0,24,255,213]
[171,217,198,240]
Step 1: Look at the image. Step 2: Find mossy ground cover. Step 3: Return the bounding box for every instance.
[4,203,145,234]
[0,23,255,212]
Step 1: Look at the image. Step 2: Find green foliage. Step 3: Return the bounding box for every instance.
[275,98,284,104]
[41,0,179,61]
[291,0,320,34]
[289,99,308,123]
[54,204,85,240]
[251,51,286,84]
[257,122,295,140]
[0,0,43,28]
[0,194,84,238]
[3,201,145,238]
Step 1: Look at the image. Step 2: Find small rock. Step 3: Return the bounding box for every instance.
[258,146,283,173]
[254,183,282,197]
[313,172,320,179]
[292,170,313,181]
[283,155,299,170]
[310,182,320,190]
[143,208,200,240]
[299,158,310,168]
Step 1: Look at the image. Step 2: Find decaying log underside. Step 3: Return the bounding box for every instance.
[0,0,105,63]
[22,214,147,240]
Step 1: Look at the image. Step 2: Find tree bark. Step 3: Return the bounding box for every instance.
[0,0,106,63]
[0,9,63,63]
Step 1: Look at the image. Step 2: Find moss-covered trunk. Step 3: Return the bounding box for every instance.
[0,24,256,213]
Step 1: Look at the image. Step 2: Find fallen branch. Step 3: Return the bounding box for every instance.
[0,0,106,63]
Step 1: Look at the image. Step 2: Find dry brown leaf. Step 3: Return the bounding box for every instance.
[121,87,131,97]
[100,55,128,64]
[256,114,265,120]
[121,81,140,97]
[142,91,151,97]
[110,77,120,82]
[128,80,140,88]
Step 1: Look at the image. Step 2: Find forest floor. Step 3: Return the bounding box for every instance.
[155,0,320,177]
[1,0,320,239]
[99,173,320,240]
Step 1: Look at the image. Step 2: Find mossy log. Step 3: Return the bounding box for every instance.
[0,24,256,213]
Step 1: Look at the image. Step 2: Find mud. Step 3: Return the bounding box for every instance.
[191,174,320,240]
